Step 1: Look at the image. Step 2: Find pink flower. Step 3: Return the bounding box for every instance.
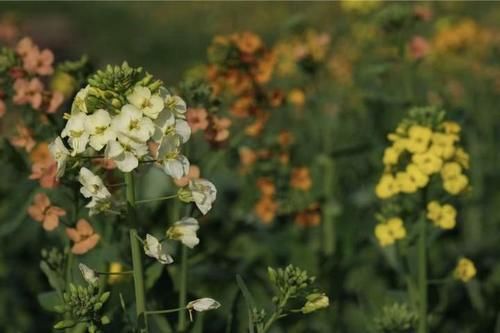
[13,78,44,109]
[16,37,54,76]
[27,193,66,231]
[47,91,64,113]
[10,123,36,152]
[30,162,59,189]
[16,37,36,57]
[211,116,232,142]
[186,108,209,133]
[409,36,431,60]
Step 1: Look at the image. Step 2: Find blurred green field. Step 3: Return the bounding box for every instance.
[1,2,500,333]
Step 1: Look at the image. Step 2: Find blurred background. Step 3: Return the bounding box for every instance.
[1,2,500,333]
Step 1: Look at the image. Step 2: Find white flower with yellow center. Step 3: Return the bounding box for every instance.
[167,217,199,248]
[157,135,190,179]
[153,111,191,145]
[85,109,116,151]
[188,179,217,215]
[105,137,148,172]
[48,137,70,178]
[61,111,89,155]
[127,85,164,119]
[144,234,174,265]
[78,167,111,200]
[161,89,187,118]
[111,104,154,143]
[71,85,90,114]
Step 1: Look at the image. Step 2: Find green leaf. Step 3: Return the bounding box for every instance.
[145,262,165,290]
[40,261,65,296]
[236,275,255,333]
[37,291,61,312]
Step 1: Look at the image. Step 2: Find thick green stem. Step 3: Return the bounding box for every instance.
[125,172,149,332]
[417,214,428,333]
[178,245,188,331]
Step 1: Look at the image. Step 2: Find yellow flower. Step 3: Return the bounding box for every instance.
[108,262,124,284]
[429,132,457,159]
[455,147,470,169]
[374,217,406,247]
[441,162,468,195]
[406,164,429,188]
[406,125,432,154]
[383,146,401,166]
[412,151,443,175]
[288,89,306,107]
[375,173,399,199]
[442,121,461,135]
[454,258,476,283]
[426,201,456,229]
[396,172,418,193]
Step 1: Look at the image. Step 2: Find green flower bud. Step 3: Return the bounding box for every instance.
[177,187,193,203]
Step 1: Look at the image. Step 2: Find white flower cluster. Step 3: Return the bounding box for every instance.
[51,84,191,177]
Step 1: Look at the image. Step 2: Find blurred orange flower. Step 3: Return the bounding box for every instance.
[294,204,321,227]
[257,177,276,197]
[235,32,262,54]
[27,193,66,231]
[174,165,200,187]
[10,123,36,152]
[288,89,306,107]
[187,108,209,133]
[290,167,312,191]
[409,36,430,60]
[207,116,231,142]
[13,78,44,109]
[254,197,278,224]
[66,219,100,255]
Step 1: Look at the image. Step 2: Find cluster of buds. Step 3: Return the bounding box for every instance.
[268,265,315,297]
[53,283,110,332]
[372,302,418,333]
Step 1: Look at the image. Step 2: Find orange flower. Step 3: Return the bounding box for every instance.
[66,219,100,255]
[294,204,321,227]
[257,177,276,197]
[278,131,294,148]
[186,108,209,133]
[290,167,312,191]
[239,147,257,171]
[27,193,66,231]
[13,78,44,109]
[174,165,200,187]
[235,32,262,54]
[30,161,58,188]
[209,116,231,142]
[230,96,254,118]
[253,51,276,84]
[245,112,269,137]
[254,197,278,224]
[288,89,306,107]
[10,123,36,152]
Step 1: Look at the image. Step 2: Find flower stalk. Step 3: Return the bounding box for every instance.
[177,240,189,331]
[417,212,427,333]
[125,172,149,332]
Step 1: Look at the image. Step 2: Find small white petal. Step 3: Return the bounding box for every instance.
[79,263,98,284]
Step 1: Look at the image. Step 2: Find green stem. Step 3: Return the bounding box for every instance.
[125,172,149,332]
[262,292,290,333]
[178,245,188,331]
[136,194,178,205]
[96,271,133,275]
[417,213,427,333]
[146,307,186,315]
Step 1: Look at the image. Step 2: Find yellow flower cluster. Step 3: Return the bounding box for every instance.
[453,257,476,283]
[374,217,406,247]
[426,201,457,229]
[376,121,469,199]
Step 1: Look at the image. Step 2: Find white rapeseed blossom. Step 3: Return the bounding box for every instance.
[189,179,217,215]
[61,111,89,155]
[166,217,200,248]
[187,298,220,312]
[157,135,190,179]
[105,137,148,173]
[111,104,155,143]
[127,85,164,119]
[144,234,174,265]
[85,109,116,151]
[71,85,90,114]
[79,263,98,284]
[78,167,111,200]
[48,137,70,178]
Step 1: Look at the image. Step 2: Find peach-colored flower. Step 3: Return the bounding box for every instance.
[257,177,276,197]
[230,96,254,118]
[209,116,231,142]
[10,123,36,152]
[23,47,54,76]
[0,20,18,43]
[174,165,200,187]
[239,147,257,171]
[409,36,431,60]
[235,32,262,54]
[0,99,5,118]
[16,37,36,57]
[245,112,268,137]
[290,167,312,191]
[294,203,321,227]
[47,91,64,113]
[30,162,58,188]
[13,78,44,109]
[186,108,209,133]
[254,197,278,224]
[66,219,100,255]
[27,193,66,231]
